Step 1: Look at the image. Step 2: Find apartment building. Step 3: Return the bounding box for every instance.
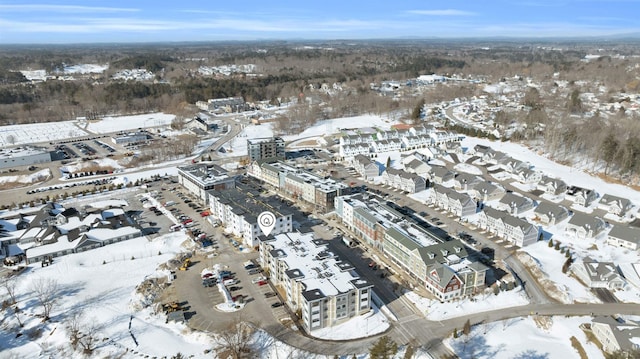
[247,137,286,162]
[258,232,373,332]
[177,163,236,204]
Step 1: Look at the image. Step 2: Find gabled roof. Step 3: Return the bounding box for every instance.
[568,212,605,230]
[499,193,533,208]
[608,225,640,244]
[534,201,569,218]
[600,194,633,209]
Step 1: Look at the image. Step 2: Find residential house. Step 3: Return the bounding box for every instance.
[591,316,640,354]
[572,260,626,290]
[565,213,606,239]
[471,181,506,202]
[404,159,432,179]
[453,173,483,192]
[537,176,568,196]
[447,191,478,218]
[497,156,528,174]
[515,168,543,184]
[430,166,455,184]
[607,225,640,251]
[533,202,570,225]
[598,194,634,216]
[495,192,535,215]
[567,186,598,207]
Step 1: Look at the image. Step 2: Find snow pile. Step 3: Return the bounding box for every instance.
[0,168,51,185]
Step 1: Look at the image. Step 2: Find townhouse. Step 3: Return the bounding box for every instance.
[591,316,640,354]
[381,168,426,193]
[471,181,506,202]
[537,176,568,196]
[429,184,477,218]
[352,154,380,180]
[477,207,539,247]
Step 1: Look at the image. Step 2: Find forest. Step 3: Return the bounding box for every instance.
[1,40,640,181]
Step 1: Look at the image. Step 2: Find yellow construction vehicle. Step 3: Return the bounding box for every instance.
[178,258,191,271]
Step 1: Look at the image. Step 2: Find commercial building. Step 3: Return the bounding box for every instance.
[247,137,286,161]
[258,232,373,332]
[334,193,487,301]
[248,160,347,212]
[111,132,148,145]
[0,146,52,170]
[177,163,236,204]
[207,183,293,248]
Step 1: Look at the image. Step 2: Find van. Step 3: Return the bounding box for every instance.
[223,279,237,286]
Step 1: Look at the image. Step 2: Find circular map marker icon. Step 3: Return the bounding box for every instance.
[258,211,276,236]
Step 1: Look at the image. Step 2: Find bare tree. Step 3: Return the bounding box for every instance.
[31,277,59,320]
[77,319,102,355]
[215,315,255,359]
[12,305,24,327]
[1,277,18,305]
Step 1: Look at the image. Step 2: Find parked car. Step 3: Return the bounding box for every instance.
[271,302,283,308]
[264,292,276,298]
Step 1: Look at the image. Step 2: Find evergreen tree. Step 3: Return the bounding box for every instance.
[369,336,398,359]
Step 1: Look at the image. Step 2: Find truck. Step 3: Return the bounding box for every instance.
[342,236,356,247]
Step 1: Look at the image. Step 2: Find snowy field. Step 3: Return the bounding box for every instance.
[86,113,176,134]
[0,121,88,146]
[280,114,399,142]
[62,64,108,74]
[1,232,216,359]
[446,315,604,359]
[311,305,390,340]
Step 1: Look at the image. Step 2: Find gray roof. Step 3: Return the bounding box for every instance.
[534,201,569,218]
[416,240,467,266]
[568,212,605,230]
[608,225,640,244]
[499,193,533,208]
[600,194,633,209]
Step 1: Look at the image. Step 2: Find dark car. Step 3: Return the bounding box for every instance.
[271,302,283,308]
[264,292,276,298]
[229,286,240,291]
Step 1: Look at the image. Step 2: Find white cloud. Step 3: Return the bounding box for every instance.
[0,4,139,13]
[407,9,476,16]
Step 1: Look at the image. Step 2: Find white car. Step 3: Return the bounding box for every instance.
[251,276,267,284]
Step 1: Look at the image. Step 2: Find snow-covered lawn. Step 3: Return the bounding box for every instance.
[311,304,390,340]
[0,121,88,146]
[404,289,529,321]
[447,315,604,359]
[220,123,274,157]
[453,163,483,175]
[86,113,176,134]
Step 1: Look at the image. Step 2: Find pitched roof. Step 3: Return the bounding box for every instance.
[568,212,605,230]
[608,225,640,244]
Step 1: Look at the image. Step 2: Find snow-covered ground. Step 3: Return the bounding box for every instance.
[0,168,51,186]
[62,64,108,74]
[311,305,389,340]
[220,123,274,157]
[447,315,604,359]
[1,232,215,359]
[0,121,88,146]
[404,289,529,321]
[280,114,399,142]
[86,113,176,134]
[61,158,123,174]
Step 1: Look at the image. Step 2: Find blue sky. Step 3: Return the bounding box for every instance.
[1,0,639,43]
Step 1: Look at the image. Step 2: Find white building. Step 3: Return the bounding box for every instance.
[259,232,373,332]
[177,163,236,204]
